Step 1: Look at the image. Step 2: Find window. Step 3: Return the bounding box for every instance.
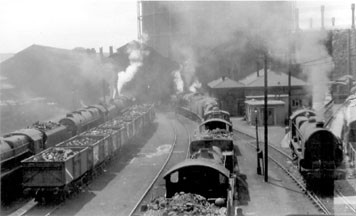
[170,171,179,183]
[292,99,302,107]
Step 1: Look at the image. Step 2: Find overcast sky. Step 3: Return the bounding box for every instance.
[0,0,137,53]
[0,0,356,54]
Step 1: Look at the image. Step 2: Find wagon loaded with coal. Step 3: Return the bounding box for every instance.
[21,104,155,203]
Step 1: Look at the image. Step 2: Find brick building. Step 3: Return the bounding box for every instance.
[207,77,244,116]
[207,69,310,125]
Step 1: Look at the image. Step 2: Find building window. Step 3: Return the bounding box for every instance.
[292,99,302,107]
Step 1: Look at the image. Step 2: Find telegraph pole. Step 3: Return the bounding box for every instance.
[264,52,268,182]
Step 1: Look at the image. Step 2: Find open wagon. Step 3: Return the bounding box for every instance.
[22,146,89,202]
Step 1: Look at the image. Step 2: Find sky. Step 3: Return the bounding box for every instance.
[0,0,138,53]
[0,0,356,54]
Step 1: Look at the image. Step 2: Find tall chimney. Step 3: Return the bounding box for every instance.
[332,17,335,27]
[99,47,103,58]
[321,5,325,29]
[295,8,299,31]
[109,46,113,56]
[352,3,355,29]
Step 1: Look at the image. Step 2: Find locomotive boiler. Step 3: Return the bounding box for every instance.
[287,109,344,183]
[175,92,220,122]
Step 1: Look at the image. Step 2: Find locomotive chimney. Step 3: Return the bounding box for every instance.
[316,121,325,128]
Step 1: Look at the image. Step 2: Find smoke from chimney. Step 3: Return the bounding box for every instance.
[114,42,149,97]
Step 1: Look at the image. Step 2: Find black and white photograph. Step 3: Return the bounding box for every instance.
[1,0,356,215]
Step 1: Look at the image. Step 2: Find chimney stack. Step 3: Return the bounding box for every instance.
[295,8,299,31]
[321,5,325,29]
[310,18,313,29]
[109,46,113,56]
[332,17,335,27]
[352,4,355,29]
[99,47,103,58]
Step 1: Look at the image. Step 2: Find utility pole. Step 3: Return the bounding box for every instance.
[255,108,262,175]
[348,28,352,93]
[264,52,268,182]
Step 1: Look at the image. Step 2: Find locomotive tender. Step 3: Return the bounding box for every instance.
[287,109,344,182]
[0,97,132,202]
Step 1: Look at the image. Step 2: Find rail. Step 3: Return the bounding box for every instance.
[129,119,178,216]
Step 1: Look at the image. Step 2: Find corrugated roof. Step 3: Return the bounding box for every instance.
[208,76,244,89]
[239,69,307,87]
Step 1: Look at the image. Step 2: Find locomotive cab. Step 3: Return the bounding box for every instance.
[163,159,231,201]
[199,119,232,133]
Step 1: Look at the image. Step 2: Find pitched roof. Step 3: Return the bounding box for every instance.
[0,44,107,108]
[208,76,244,89]
[239,69,307,87]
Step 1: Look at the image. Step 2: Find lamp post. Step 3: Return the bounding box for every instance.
[255,108,262,175]
[264,51,268,182]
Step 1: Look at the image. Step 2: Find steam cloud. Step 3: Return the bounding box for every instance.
[160,1,333,112]
[189,79,202,93]
[114,42,150,97]
[160,2,293,86]
[295,31,334,115]
[173,65,184,93]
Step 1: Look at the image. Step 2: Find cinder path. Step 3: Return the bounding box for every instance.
[232,117,319,216]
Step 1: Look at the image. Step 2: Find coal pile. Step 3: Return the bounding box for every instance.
[199,129,233,140]
[143,192,226,216]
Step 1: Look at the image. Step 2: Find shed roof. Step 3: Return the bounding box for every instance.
[239,69,307,87]
[208,76,244,89]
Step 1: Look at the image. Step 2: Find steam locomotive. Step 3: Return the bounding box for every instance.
[287,109,344,184]
[328,93,356,173]
[20,104,155,203]
[175,92,221,122]
[0,96,132,203]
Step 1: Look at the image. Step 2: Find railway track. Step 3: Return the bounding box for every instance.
[234,129,356,215]
[129,114,193,216]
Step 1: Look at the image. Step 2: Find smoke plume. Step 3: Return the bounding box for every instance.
[173,65,184,93]
[115,41,149,97]
[295,31,334,115]
[189,79,202,93]
[159,1,293,85]
[159,1,334,113]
